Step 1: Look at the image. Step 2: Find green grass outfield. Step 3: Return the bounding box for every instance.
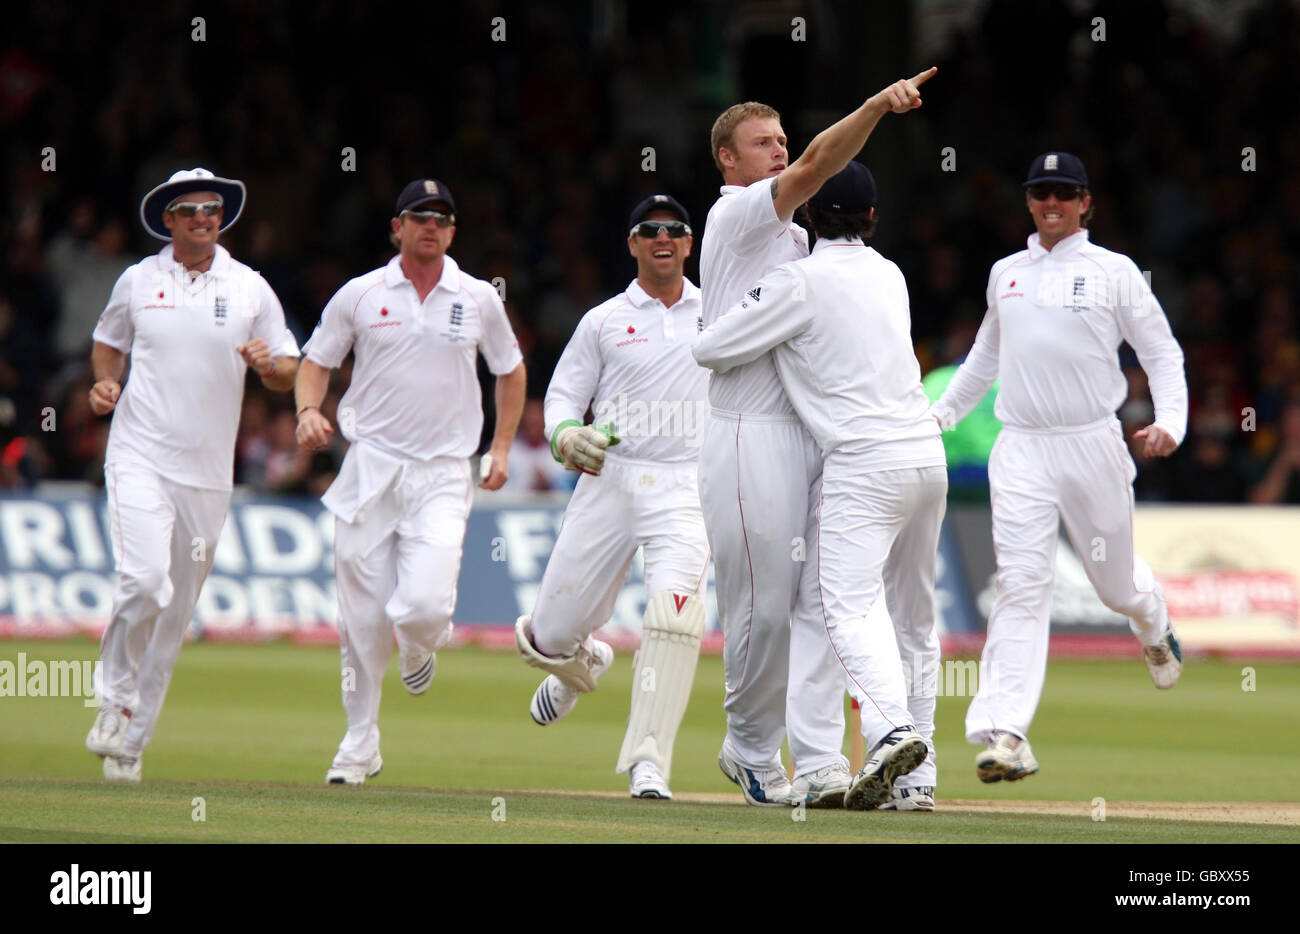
[2,640,1298,843]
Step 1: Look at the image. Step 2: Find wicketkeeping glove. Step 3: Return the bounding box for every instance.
[551,419,621,475]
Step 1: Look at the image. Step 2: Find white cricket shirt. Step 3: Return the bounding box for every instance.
[93,244,300,491]
[693,237,943,469]
[933,230,1188,442]
[699,178,809,416]
[544,278,708,464]
[304,254,523,461]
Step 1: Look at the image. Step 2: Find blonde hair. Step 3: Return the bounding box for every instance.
[710,102,781,173]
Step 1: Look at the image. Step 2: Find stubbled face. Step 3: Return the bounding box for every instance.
[1026,187,1091,248]
[721,117,788,187]
[628,209,692,283]
[392,200,456,263]
[163,190,222,253]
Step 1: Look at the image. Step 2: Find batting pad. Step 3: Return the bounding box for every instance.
[616,591,705,778]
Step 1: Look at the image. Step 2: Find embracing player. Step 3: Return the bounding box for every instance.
[932,152,1187,782]
[695,161,945,811]
[702,69,937,806]
[515,195,710,800]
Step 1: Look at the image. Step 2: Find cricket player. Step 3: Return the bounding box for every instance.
[695,162,942,811]
[85,168,301,782]
[702,67,937,807]
[516,195,710,800]
[296,178,525,785]
[932,152,1187,782]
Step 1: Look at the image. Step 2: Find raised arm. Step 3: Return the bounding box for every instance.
[772,67,936,221]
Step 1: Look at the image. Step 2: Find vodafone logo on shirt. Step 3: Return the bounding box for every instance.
[370,307,401,329]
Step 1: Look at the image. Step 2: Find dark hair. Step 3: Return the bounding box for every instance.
[807,205,877,241]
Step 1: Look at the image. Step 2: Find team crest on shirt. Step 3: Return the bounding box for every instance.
[440,302,467,342]
[213,295,228,325]
[1069,275,1088,311]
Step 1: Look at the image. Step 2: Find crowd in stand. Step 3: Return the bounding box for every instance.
[2,0,1298,502]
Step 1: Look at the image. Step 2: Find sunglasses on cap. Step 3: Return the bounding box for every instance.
[168,200,223,217]
[1027,184,1083,202]
[630,221,692,239]
[401,209,455,227]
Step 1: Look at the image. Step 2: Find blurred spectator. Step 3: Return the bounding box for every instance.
[47,202,137,363]
[263,409,313,493]
[1248,400,1300,504]
[504,398,571,492]
[0,397,42,488]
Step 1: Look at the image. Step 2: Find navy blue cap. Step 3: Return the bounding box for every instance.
[396,178,456,216]
[1024,152,1088,187]
[629,194,691,229]
[808,161,877,214]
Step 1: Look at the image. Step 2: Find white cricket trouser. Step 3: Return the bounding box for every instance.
[700,411,845,775]
[99,463,230,758]
[965,418,1170,744]
[331,458,473,769]
[812,459,948,754]
[532,457,711,655]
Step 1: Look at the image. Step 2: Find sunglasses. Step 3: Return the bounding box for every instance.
[402,209,455,227]
[168,200,223,217]
[1027,184,1083,202]
[630,221,691,239]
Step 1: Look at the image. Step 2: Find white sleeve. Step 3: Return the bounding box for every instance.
[715,178,788,258]
[692,265,812,373]
[251,275,301,358]
[544,311,602,438]
[476,283,524,375]
[1115,261,1188,446]
[933,269,1002,429]
[91,266,135,353]
[303,281,358,369]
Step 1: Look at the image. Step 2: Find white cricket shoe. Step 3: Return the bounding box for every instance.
[400,647,436,695]
[717,748,795,807]
[326,753,384,786]
[528,639,614,725]
[629,761,672,800]
[879,785,936,811]
[976,730,1039,783]
[1144,628,1183,690]
[790,761,851,809]
[845,725,928,811]
[86,702,132,758]
[103,754,141,783]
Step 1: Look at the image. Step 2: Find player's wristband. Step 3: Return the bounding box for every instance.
[258,360,276,379]
[550,419,584,463]
[297,405,320,418]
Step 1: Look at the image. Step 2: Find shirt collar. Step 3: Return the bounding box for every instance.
[1028,227,1090,259]
[626,277,700,309]
[385,253,462,293]
[158,243,232,277]
[719,176,774,197]
[811,235,864,254]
